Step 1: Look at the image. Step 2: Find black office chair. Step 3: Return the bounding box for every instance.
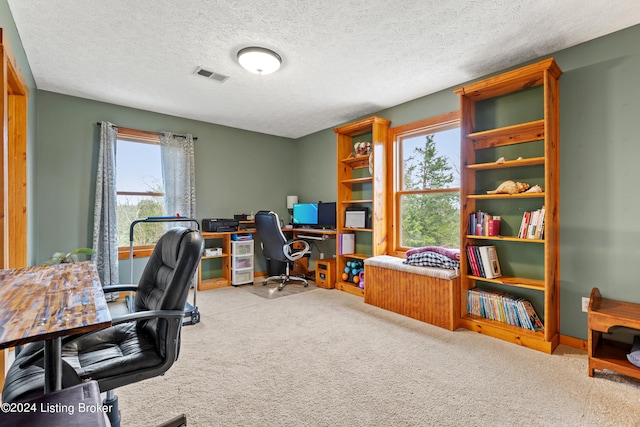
[255,210,310,291]
[2,227,204,427]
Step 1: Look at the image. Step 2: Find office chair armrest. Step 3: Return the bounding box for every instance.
[102,284,138,294]
[287,238,311,246]
[283,239,310,262]
[110,309,185,326]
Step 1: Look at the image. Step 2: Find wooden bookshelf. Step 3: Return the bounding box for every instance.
[334,116,390,297]
[455,58,562,354]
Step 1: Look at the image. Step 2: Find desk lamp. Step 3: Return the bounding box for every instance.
[286,195,298,224]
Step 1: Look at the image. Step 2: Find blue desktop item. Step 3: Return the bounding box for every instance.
[292,203,318,226]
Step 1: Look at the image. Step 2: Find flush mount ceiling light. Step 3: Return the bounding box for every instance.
[237,47,282,75]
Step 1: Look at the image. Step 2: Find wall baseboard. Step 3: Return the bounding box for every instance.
[559,334,587,351]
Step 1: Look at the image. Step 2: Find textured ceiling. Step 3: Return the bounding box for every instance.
[7,1,640,139]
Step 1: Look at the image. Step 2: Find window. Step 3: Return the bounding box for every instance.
[390,112,460,252]
[116,129,166,250]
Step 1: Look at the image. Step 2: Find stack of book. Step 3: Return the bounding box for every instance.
[517,206,545,239]
[466,245,502,279]
[467,288,544,331]
[468,211,499,236]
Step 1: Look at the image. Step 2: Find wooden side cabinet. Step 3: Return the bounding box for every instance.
[198,230,254,290]
[588,287,640,379]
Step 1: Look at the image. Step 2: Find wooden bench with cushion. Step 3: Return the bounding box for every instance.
[363,255,460,331]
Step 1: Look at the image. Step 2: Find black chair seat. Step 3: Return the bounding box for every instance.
[62,322,162,378]
[2,343,48,403]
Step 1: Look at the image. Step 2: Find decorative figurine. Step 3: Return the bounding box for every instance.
[354,141,371,156]
[524,184,544,193]
[487,180,530,194]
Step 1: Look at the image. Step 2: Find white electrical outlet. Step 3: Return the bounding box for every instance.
[582,297,590,313]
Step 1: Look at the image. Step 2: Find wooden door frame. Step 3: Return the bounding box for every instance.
[1,27,30,390]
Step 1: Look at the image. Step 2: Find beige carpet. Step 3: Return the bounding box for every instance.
[116,285,640,427]
[240,278,319,299]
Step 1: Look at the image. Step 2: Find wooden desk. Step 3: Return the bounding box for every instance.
[0,261,112,393]
[288,227,337,237]
[199,230,254,290]
[285,228,337,277]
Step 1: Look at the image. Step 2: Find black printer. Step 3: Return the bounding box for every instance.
[201,218,239,232]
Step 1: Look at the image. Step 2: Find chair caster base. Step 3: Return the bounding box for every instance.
[104,393,121,427]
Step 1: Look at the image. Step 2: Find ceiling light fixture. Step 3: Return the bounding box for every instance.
[237,47,282,75]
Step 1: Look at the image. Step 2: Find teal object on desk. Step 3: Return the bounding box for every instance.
[232,233,253,241]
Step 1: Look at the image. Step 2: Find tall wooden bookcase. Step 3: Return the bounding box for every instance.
[454,58,561,353]
[334,116,390,297]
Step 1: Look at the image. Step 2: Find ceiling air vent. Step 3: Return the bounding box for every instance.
[194,66,229,83]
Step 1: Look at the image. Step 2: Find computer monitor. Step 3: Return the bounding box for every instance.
[317,202,336,229]
[292,203,318,227]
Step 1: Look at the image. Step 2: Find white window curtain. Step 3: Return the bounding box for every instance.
[92,126,196,292]
[92,121,119,289]
[160,132,196,219]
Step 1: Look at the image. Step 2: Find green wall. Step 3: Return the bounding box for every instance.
[34,91,297,271]
[6,0,640,340]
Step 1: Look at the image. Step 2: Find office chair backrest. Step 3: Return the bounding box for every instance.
[134,227,204,358]
[255,211,289,263]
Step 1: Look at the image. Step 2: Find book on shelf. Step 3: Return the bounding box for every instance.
[527,209,539,239]
[467,288,544,331]
[534,206,545,239]
[479,246,501,278]
[339,233,355,255]
[518,206,545,239]
[466,245,501,279]
[471,246,486,277]
[469,211,500,236]
[466,246,480,276]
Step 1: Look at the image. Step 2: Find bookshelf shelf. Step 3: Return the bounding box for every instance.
[199,277,230,289]
[467,275,545,291]
[455,58,561,353]
[467,192,545,200]
[338,282,365,297]
[461,314,546,342]
[466,235,544,243]
[462,314,544,335]
[341,156,370,169]
[466,156,545,170]
[340,176,373,185]
[341,253,370,261]
[201,254,228,260]
[341,199,373,204]
[467,119,545,148]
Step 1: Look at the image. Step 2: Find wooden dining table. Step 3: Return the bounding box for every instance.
[0,261,112,394]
